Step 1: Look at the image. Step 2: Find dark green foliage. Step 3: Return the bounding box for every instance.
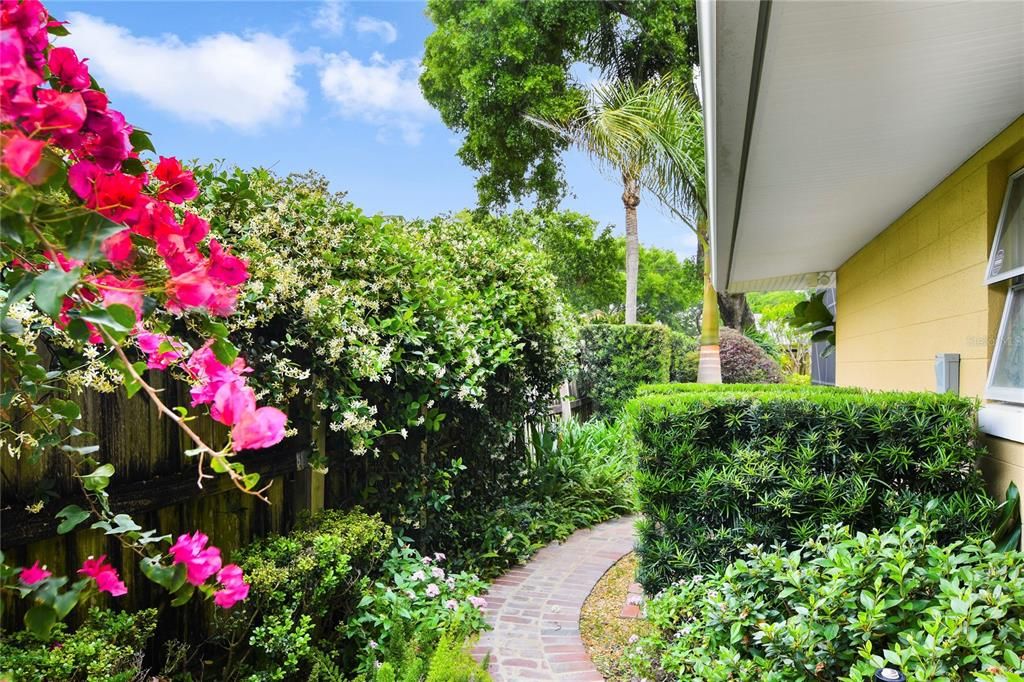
[992,482,1022,552]
[787,289,836,354]
[668,332,697,383]
[0,607,157,682]
[718,327,783,384]
[633,518,1024,681]
[216,509,392,680]
[371,630,490,682]
[440,418,635,578]
[635,383,863,397]
[628,387,996,593]
[579,324,671,415]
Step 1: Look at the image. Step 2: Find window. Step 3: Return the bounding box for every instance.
[986,284,1023,403]
[985,168,1024,404]
[986,167,1024,284]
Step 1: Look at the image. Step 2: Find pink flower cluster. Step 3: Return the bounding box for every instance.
[1,0,286,453]
[183,344,287,451]
[78,554,127,596]
[168,531,249,608]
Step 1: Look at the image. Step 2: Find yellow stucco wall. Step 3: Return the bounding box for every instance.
[835,115,1024,499]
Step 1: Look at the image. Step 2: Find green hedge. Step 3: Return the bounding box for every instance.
[628,387,995,593]
[668,332,697,383]
[636,382,862,397]
[578,324,671,415]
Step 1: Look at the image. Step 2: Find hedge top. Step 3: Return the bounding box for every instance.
[635,382,864,397]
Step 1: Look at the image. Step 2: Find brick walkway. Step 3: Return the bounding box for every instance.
[473,516,636,681]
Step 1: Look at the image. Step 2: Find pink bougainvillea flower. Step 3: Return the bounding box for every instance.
[91,273,145,320]
[231,406,287,451]
[2,0,49,71]
[181,212,210,248]
[169,531,223,586]
[43,250,83,272]
[166,266,215,313]
[213,564,249,608]
[25,89,86,136]
[207,240,247,286]
[84,110,133,171]
[101,229,134,266]
[19,561,51,586]
[93,170,144,222]
[67,159,102,201]
[153,156,198,204]
[47,46,90,90]
[0,28,42,122]
[126,194,177,240]
[210,380,256,427]
[78,555,127,597]
[136,331,186,370]
[185,345,242,404]
[0,130,44,180]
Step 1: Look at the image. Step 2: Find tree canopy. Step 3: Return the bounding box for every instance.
[421,0,697,210]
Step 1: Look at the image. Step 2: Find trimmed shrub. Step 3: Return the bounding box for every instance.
[579,324,671,415]
[719,326,782,383]
[0,608,157,682]
[668,332,697,383]
[635,382,862,397]
[216,508,392,680]
[628,387,995,593]
[631,518,1024,681]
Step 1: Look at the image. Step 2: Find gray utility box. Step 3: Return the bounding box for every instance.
[935,353,961,395]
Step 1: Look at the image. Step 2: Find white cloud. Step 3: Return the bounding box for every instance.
[319,52,432,145]
[354,16,397,44]
[313,0,345,35]
[63,13,306,130]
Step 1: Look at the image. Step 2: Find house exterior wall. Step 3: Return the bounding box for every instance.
[835,116,1024,499]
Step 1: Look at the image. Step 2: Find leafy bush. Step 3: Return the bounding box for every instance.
[628,387,995,592]
[439,418,635,578]
[631,518,1024,681]
[216,508,392,680]
[635,383,861,397]
[719,327,782,384]
[0,607,156,682]
[345,539,489,677]
[579,324,671,414]
[373,631,490,682]
[668,332,697,383]
[190,167,576,552]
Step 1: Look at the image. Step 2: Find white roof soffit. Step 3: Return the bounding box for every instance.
[702,0,1024,293]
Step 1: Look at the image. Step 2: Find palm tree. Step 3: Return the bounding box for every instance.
[527,82,664,324]
[531,79,722,381]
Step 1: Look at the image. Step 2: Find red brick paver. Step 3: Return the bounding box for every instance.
[473,516,636,681]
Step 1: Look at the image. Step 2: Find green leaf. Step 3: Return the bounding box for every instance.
[56,505,91,534]
[24,605,58,640]
[105,303,137,331]
[211,337,239,366]
[62,213,125,263]
[170,582,195,607]
[121,157,147,176]
[32,267,80,317]
[141,558,187,593]
[129,129,156,154]
[80,463,115,492]
[91,513,141,535]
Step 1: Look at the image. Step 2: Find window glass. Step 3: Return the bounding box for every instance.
[987,170,1024,283]
[987,286,1024,403]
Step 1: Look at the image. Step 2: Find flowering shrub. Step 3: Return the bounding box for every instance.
[629,518,1024,681]
[671,327,782,383]
[346,538,489,677]
[1,0,287,634]
[189,167,574,461]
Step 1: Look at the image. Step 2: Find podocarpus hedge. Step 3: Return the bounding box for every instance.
[578,324,672,415]
[628,386,996,593]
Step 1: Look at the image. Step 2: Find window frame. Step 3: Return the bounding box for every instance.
[985,166,1024,285]
[984,281,1024,404]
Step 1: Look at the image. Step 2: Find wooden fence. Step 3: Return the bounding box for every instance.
[0,372,591,635]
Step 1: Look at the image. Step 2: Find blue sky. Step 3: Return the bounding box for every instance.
[49,0,699,259]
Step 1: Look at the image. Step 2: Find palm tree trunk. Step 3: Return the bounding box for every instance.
[623,173,640,324]
[697,219,722,383]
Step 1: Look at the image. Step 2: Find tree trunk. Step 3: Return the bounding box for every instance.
[622,173,641,324]
[696,219,722,383]
[718,292,756,331]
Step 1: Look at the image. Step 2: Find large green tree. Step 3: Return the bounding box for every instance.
[421,0,696,210]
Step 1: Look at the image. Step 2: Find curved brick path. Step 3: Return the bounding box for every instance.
[472,516,636,681]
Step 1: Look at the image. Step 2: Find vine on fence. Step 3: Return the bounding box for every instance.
[1,0,288,636]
